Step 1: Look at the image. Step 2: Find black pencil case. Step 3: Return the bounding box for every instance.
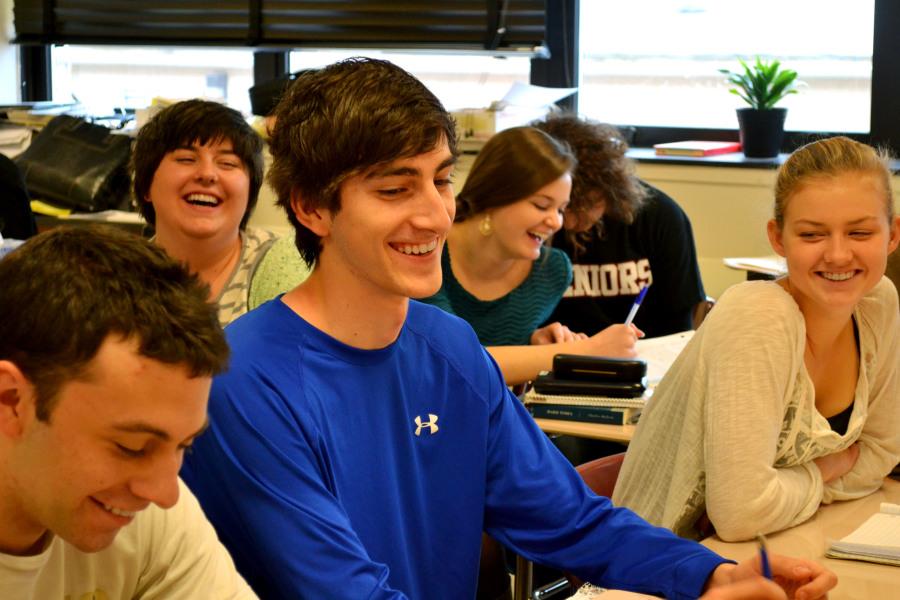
[552,354,647,383]
[533,371,646,398]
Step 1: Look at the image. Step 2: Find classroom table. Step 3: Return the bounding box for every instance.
[723,255,785,280]
[701,478,900,600]
[533,418,635,444]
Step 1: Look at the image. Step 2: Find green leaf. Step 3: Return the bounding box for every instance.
[719,55,800,109]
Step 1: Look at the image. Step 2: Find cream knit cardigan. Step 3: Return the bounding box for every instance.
[613,277,900,541]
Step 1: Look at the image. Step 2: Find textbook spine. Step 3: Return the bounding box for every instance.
[527,403,636,425]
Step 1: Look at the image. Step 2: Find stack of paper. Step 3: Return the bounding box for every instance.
[635,330,694,384]
[0,126,31,158]
[825,502,900,566]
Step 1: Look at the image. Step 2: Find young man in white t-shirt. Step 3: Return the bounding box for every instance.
[0,226,255,599]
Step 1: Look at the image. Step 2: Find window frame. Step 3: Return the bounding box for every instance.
[569,0,899,155]
[16,1,899,154]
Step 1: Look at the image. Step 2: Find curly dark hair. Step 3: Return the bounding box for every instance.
[132,99,264,230]
[267,58,458,267]
[533,113,647,244]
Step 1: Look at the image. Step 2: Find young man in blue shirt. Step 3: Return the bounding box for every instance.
[182,57,836,600]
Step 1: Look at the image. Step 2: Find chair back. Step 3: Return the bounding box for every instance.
[576,452,626,499]
[0,154,36,240]
[551,453,627,597]
[886,250,900,310]
[692,296,716,330]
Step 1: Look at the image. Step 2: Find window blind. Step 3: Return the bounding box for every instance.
[13,1,546,52]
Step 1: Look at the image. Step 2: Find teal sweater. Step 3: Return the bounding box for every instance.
[421,246,572,346]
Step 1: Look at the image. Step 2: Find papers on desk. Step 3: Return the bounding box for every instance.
[0,237,25,260]
[571,585,658,599]
[64,210,145,225]
[0,126,31,158]
[635,330,694,384]
[826,502,900,566]
[525,390,646,410]
[522,330,694,426]
[723,255,787,277]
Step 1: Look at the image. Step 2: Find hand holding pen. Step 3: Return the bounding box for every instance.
[700,544,837,600]
[624,283,650,329]
[756,533,773,580]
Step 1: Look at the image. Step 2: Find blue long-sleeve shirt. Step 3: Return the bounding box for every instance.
[182,299,726,599]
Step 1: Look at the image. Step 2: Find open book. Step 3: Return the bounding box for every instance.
[825,502,900,566]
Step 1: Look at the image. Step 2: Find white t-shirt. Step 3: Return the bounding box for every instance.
[0,480,256,600]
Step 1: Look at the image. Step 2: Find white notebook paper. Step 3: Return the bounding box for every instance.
[825,502,900,566]
[635,330,694,384]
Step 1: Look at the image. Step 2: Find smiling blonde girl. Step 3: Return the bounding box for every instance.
[614,136,900,541]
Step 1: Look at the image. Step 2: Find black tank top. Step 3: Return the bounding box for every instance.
[826,401,854,436]
[825,317,859,437]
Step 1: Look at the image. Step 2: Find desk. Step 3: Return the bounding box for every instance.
[723,255,785,280]
[35,210,146,236]
[702,479,900,600]
[534,419,634,444]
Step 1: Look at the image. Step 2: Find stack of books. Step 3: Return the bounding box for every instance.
[524,390,646,425]
[523,332,698,425]
[653,140,741,157]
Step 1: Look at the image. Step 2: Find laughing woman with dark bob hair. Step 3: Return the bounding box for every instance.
[133,99,308,326]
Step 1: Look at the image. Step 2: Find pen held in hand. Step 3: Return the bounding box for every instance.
[623,284,650,327]
[756,533,773,580]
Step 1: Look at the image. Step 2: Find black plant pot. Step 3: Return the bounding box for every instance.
[737,107,787,158]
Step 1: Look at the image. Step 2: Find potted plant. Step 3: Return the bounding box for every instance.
[719,57,800,158]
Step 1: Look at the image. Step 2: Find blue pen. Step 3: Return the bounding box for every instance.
[756,533,773,580]
[623,284,650,326]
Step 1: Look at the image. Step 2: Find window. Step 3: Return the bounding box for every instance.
[0,47,17,105]
[50,46,255,115]
[578,1,874,134]
[290,49,531,111]
[1,0,18,104]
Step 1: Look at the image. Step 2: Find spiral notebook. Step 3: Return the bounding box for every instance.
[523,389,648,409]
[825,502,900,566]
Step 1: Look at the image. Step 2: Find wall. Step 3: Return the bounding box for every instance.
[636,164,900,298]
[635,163,777,298]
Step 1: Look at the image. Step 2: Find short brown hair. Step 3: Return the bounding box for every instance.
[533,113,647,231]
[774,136,894,228]
[267,58,458,267]
[0,226,229,420]
[132,99,264,230]
[455,126,576,222]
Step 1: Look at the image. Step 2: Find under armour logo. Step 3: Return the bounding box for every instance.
[414,414,439,436]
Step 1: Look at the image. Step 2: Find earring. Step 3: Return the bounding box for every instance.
[479,214,493,237]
